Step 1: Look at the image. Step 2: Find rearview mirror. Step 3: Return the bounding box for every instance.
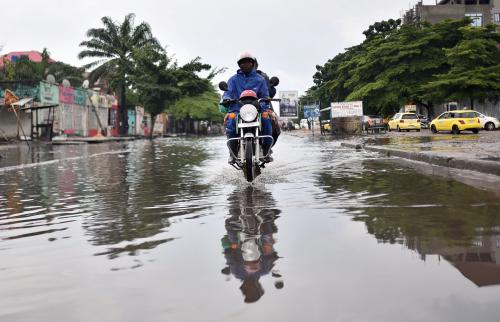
[270,77,279,87]
[218,81,228,91]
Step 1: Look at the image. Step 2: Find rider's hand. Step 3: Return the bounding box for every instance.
[222,99,231,107]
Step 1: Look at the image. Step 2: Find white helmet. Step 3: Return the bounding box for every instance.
[237,52,256,65]
[241,239,261,262]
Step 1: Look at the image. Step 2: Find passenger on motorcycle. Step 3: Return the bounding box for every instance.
[255,59,281,146]
[222,52,273,164]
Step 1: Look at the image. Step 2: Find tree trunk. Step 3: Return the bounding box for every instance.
[149,113,156,140]
[470,98,474,110]
[119,84,129,136]
[420,101,434,119]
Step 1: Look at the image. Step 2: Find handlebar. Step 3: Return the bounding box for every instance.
[221,98,281,104]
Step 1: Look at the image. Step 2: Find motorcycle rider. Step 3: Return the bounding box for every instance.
[221,187,283,303]
[255,58,281,147]
[222,52,273,164]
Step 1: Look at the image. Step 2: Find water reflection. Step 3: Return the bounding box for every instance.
[81,141,212,260]
[0,140,212,261]
[221,186,283,303]
[418,234,500,287]
[317,160,500,286]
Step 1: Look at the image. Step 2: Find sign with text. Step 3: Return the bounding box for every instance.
[59,85,75,104]
[331,101,363,118]
[404,105,417,113]
[39,81,59,105]
[74,89,87,106]
[278,91,298,118]
[304,105,320,118]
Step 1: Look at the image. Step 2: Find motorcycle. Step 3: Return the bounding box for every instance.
[219,81,280,182]
[221,186,283,303]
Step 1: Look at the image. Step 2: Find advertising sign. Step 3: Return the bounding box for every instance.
[74,89,87,106]
[331,101,363,118]
[99,95,110,108]
[89,92,100,108]
[404,105,417,113]
[304,105,320,119]
[278,91,299,118]
[39,81,59,105]
[59,85,75,104]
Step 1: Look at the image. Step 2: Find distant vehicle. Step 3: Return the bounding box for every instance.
[294,123,300,130]
[388,113,421,132]
[362,115,386,133]
[320,120,331,132]
[299,119,308,129]
[430,110,481,135]
[472,112,499,131]
[417,114,430,129]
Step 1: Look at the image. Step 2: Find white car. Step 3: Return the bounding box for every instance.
[474,112,500,131]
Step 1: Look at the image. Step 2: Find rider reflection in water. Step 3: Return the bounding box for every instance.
[221,187,283,303]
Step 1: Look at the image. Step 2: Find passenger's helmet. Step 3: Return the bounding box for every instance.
[237,52,256,65]
[240,90,258,99]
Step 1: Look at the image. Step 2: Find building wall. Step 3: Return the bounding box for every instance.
[0,108,31,139]
[493,0,500,25]
[419,4,466,23]
[1,81,118,139]
[432,99,500,119]
[418,2,496,25]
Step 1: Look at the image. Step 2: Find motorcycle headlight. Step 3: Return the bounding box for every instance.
[240,104,258,122]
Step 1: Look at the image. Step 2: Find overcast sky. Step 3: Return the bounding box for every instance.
[0,0,436,94]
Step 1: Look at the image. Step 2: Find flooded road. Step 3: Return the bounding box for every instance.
[1,134,500,322]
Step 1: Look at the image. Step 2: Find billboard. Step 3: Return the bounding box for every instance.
[278,91,298,118]
[331,101,363,118]
[303,105,320,118]
[39,81,59,105]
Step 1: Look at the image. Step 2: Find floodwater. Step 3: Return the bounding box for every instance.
[1,135,500,322]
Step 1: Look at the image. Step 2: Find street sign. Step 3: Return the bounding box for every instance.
[331,101,363,118]
[304,105,320,118]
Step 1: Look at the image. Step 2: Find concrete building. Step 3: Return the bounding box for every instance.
[0,51,55,68]
[403,1,500,119]
[405,0,500,27]
[415,234,500,287]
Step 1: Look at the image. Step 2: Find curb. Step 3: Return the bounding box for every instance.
[341,143,500,177]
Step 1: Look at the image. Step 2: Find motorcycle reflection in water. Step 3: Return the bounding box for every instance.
[221,187,284,303]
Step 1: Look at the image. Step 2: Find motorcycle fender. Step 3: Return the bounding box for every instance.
[244,133,255,139]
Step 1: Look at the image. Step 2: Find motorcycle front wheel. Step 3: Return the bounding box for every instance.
[244,139,254,182]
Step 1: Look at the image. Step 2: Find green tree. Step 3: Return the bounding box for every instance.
[131,44,218,137]
[0,48,84,85]
[78,13,162,135]
[308,18,474,117]
[46,61,85,85]
[131,45,180,138]
[170,88,221,122]
[422,24,500,106]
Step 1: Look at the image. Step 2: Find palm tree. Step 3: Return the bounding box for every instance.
[78,13,162,135]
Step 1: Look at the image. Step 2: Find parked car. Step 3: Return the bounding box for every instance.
[430,110,481,135]
[388,113,421,132]
[362,115,386,133]
[473,112,500,131]
[417,114,430,129]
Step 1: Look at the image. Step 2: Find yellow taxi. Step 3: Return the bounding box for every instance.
[430,110,481,135]
[388,113,421,132]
